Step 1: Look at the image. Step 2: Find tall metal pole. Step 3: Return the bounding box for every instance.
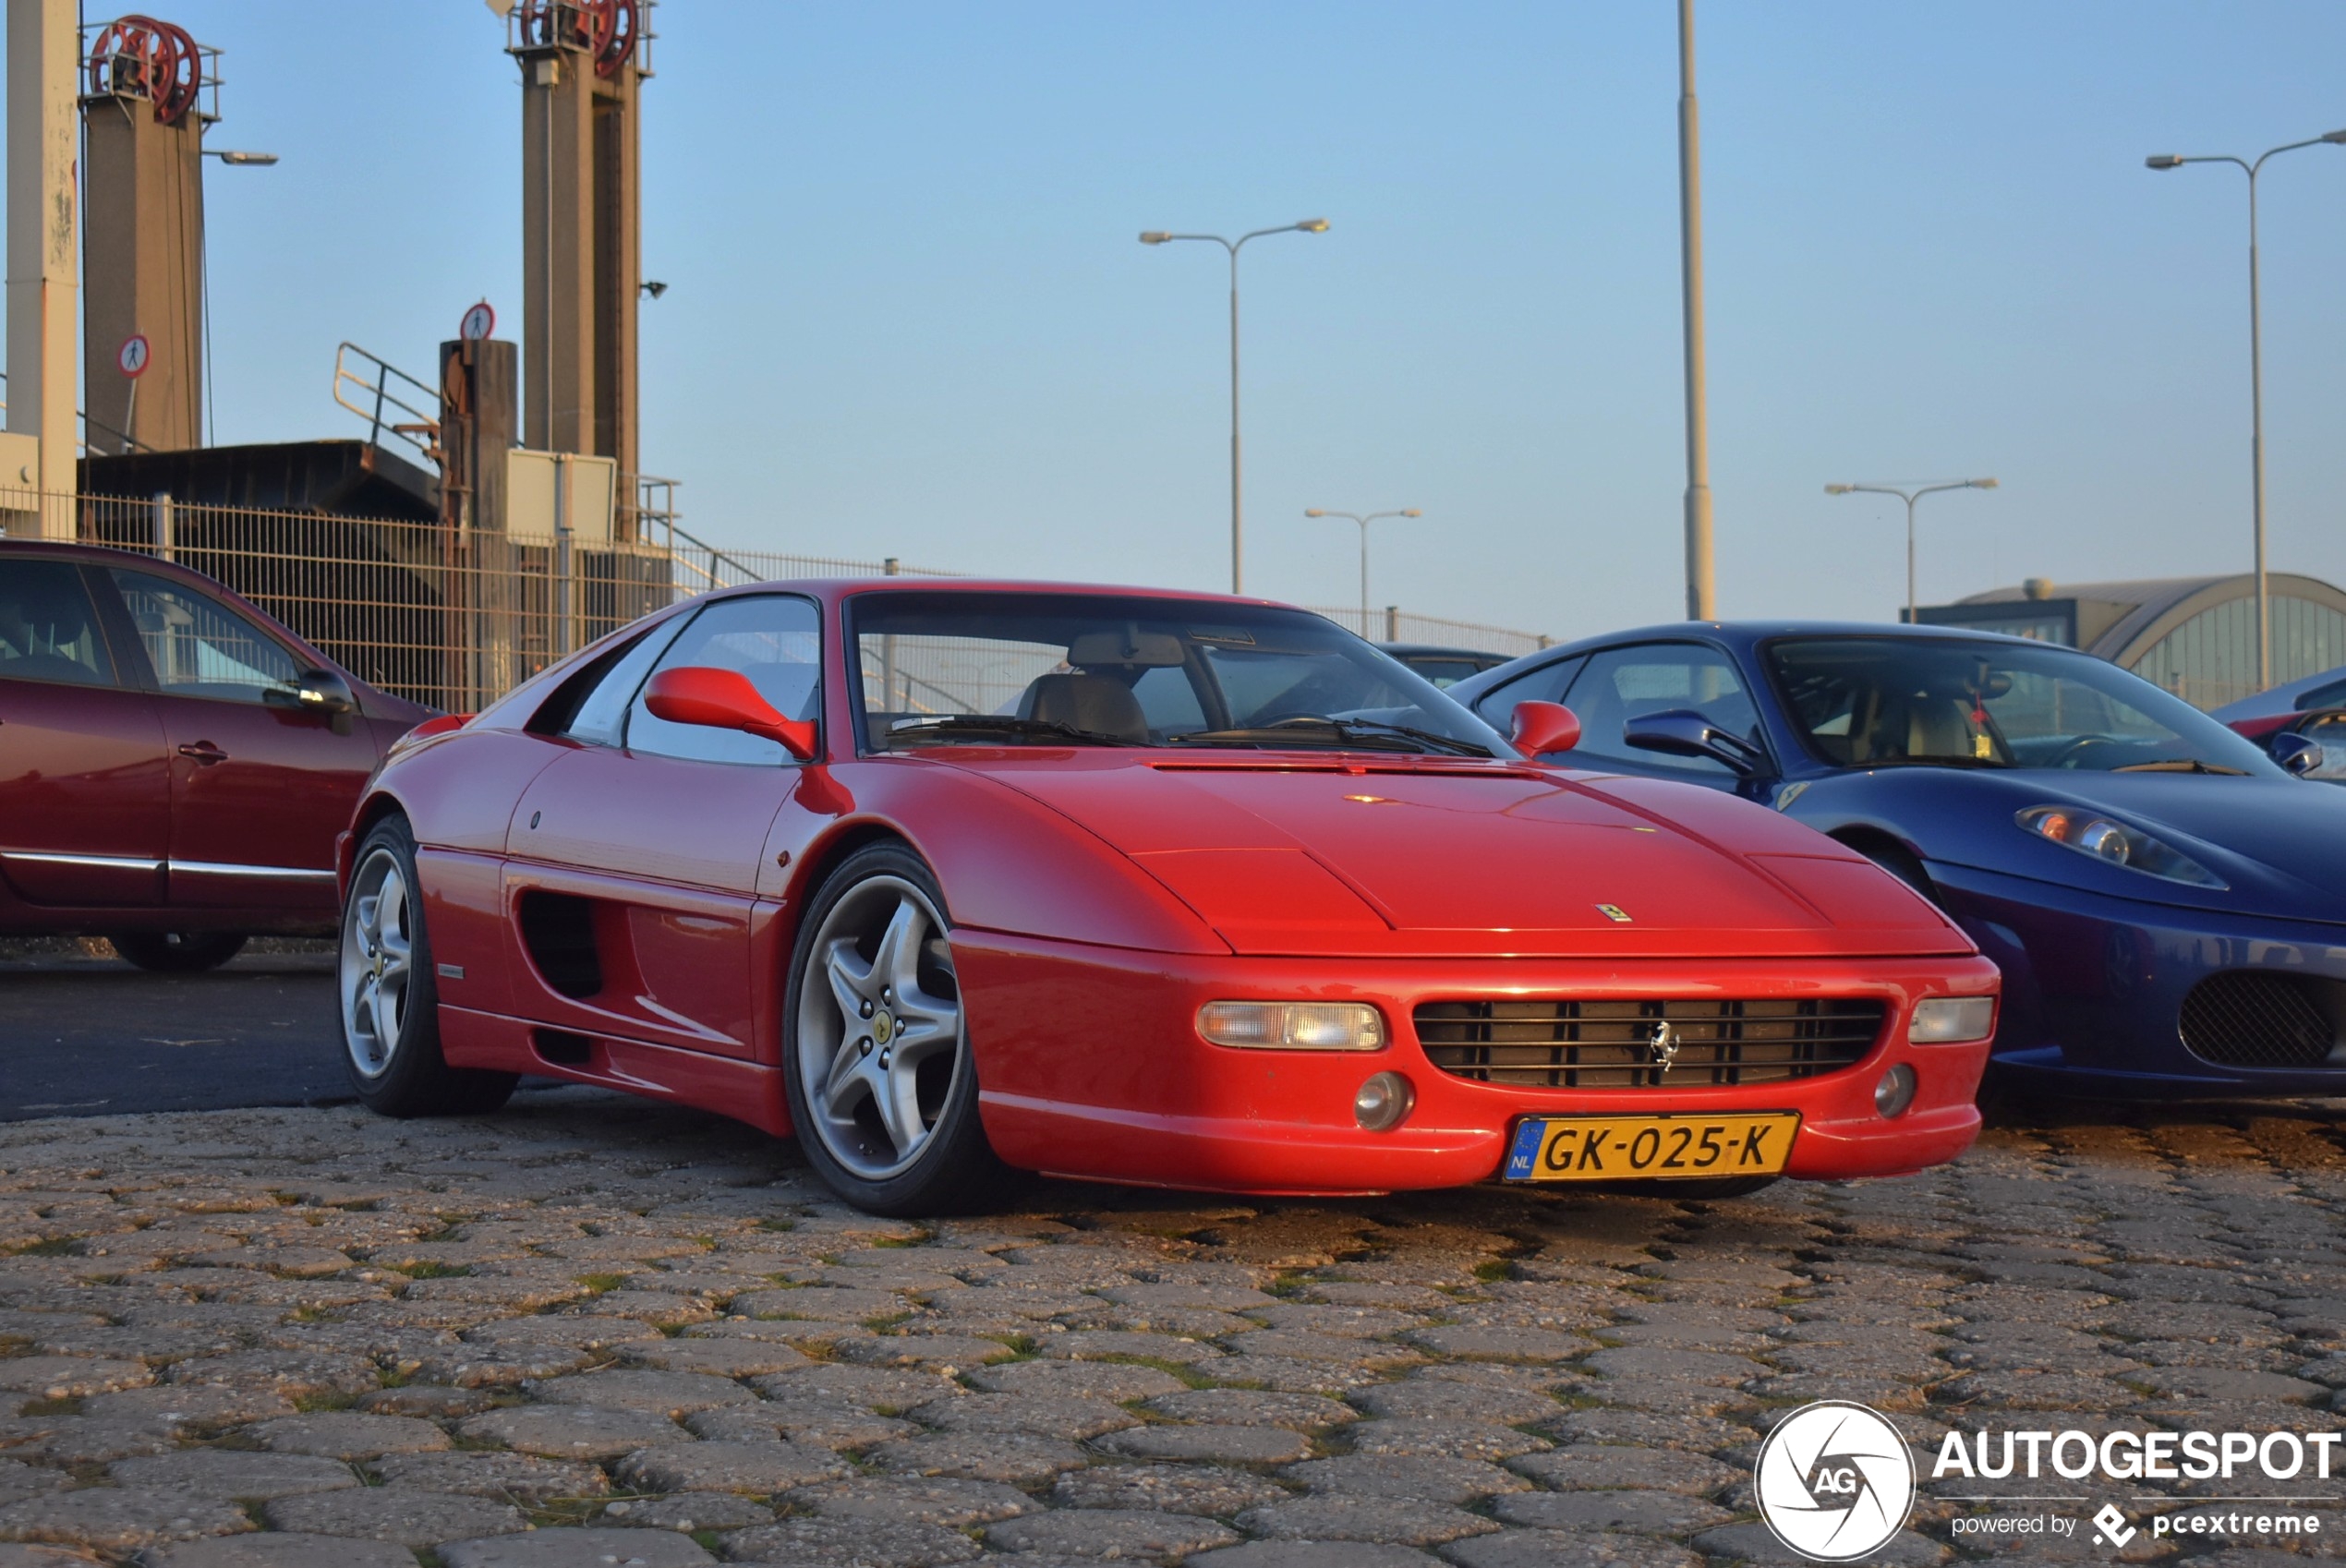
[1228,247,1243,595]
[2245,167,2269,690]
[2146,131,2346,691]
[1825,479,1997,621]
[1140,220,1328,597]
[1359,517,1371,629]
[1676,0,1715,621]
[1305,508,1420,634]
[1905,492,1918,625]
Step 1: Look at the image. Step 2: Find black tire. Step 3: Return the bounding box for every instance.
[109,932,248,973]
[339,815,516,1117]
[780,842,1022,1217]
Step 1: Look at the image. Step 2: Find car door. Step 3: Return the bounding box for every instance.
[0,555,171,908]
[1538,641,1770,790]
[505,593,823,1060]
[102,565,374,919]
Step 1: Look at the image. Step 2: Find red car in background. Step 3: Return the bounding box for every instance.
[0,541,431,970]
[339,579,1999,1215]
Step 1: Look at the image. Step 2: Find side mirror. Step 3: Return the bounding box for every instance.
[1510,700,1582,756]
[1623,708,1768,777]
[643,666,816,761]
[2270,730,2324,778]
[266,668,357,733]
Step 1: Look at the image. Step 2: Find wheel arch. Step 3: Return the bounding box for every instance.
[338,790,413,898]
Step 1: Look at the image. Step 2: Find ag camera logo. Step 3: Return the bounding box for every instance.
[1756,1400,1917,1562]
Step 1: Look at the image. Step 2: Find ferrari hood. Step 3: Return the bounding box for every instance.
[937,753,1973,959]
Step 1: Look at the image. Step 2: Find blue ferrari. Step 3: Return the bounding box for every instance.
[1447,622,2346,1097]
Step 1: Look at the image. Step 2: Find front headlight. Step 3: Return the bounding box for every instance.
[2015,805,2225,888]
[1909,995,1996,1043]
[1198,1001,1385,1051]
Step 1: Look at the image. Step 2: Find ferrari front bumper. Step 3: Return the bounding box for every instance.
[954,929,1998,1196]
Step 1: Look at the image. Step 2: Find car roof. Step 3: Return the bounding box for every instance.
[1377,642,1509,659]
[710,578,1304,609]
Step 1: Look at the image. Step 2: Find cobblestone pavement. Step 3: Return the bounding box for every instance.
[0,1089,2343,1566]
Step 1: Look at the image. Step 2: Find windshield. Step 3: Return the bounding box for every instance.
[1764,635,2284,777]
[850,591,1504,755]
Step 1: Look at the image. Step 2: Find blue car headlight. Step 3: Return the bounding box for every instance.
[2015,805,2225,888]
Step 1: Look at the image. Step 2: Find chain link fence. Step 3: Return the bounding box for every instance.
[2,491,1550,711]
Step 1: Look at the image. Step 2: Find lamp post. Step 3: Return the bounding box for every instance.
[201,149,278,164]
[2146,129,2346,691]
[1676,0,1714,621]
[1305,507,1421,632]
[1140,220,1330,594]
[1824,479,1998,623]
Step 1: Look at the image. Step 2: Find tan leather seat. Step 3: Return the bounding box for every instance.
[1016,672,1150,742]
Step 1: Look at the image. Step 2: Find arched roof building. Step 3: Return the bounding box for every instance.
[1914,573,2346,711]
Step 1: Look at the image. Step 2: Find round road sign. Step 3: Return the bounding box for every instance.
[459,302,496,342]
[117,334,150,379]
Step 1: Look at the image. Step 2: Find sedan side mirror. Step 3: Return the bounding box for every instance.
[2270,730,2325,778]
[1623,708,1768,777]
[266,668,357,733]
[1510,700,1582,756]
[643,666,817,761]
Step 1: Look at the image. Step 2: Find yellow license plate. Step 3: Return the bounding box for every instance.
[1503,1111,1800,1182]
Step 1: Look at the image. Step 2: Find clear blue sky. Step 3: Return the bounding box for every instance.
[23,2,2346,639]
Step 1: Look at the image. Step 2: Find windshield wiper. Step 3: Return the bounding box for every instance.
[2112,759,2250,775]
[884,715,1144,748]
[1168,718,1492,757]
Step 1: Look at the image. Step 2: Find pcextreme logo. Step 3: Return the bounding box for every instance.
[1755,1400,1917,1562]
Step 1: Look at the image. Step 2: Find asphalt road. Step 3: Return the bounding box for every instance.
[0,948,352,1119]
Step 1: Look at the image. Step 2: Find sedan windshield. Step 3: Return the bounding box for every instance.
[1764,635,2284,777]
[851,591,1503,755]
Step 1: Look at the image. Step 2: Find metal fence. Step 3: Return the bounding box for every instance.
[1,491,1551,712]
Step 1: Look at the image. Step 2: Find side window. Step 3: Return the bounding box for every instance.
[1565,644,1762,777]
[0,559,119,687]
[550,617,687,746]
[1470,656,1585,728]
[109,569,297,703]
[624,594,821,766]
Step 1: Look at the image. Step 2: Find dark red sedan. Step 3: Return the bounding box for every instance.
[0,541,431,970]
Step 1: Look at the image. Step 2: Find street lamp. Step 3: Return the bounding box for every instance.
[1824,479,1998,623]
[2146,128,2346,690]
[202,150,278,165]
[1140,219,1330,594]
[1305,507,1421,632]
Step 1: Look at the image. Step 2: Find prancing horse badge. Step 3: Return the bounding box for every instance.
[1595,904,1632,923]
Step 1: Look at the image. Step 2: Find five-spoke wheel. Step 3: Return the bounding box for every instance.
[342,847,414,1080]
[783,843,1017,1214]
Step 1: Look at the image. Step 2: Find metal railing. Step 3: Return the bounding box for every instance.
[0,489,1552,712]
[332,344,441,464]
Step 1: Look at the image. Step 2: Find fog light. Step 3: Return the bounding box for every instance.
[1874,1063,1917,1118]
[1199,1001,1384,1051]
[1908,995,1996,1044]
[1354,1071,1414,1131]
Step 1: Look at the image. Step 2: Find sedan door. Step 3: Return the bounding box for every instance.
[503,593,824,1060]
[102,565,377,921]
[0,556,170,908]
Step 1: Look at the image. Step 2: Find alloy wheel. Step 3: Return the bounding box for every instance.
[342,848,414,1079]
[794,874,963,1181]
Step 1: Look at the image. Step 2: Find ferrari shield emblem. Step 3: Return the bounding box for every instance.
[1595,904,1632,923]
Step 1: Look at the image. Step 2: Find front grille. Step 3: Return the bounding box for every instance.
[1415,997,1886,1088]
[2180,972,2336,1068]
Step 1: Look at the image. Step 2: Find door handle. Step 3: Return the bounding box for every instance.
[176,742,229,766]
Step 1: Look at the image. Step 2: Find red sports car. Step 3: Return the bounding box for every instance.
[338,581,1999,1214]
[1,540,431,970]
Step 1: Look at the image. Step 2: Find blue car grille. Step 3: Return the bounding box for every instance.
[1414,998,1886,1089]
[2180,972,2338,1069]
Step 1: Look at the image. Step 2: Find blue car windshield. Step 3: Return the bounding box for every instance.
[1764,636,2284,777]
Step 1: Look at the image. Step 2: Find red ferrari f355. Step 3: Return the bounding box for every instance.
[337,582,1999,1214]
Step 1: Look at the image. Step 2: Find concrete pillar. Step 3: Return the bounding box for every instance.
[7,0,80,538]
[81,103,204,453]
[517,21,642,539]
